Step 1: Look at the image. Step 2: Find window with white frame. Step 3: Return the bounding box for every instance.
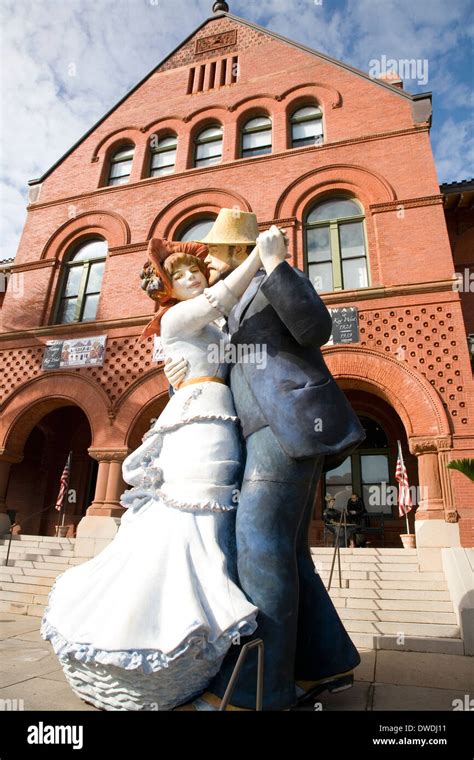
[107,145,135,186]
[241,116,272,158]
[150,134,177,177]
[56,239,107,323]
[194,125,223,168]
[304,197,368,292]
[290,106,323,148]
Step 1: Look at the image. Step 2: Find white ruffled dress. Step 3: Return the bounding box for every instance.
[40,281,259,711]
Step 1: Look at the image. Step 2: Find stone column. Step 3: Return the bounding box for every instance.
[87,459,109,513]
[86,448,130,518]
[409,436,460,570]
[75,448,130,559]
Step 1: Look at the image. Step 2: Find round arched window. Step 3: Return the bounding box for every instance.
[56,238,107,323]
[304,197,368,292]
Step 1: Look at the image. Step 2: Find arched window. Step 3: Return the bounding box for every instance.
[304,197,368,292]
[194,125,223,168]
[56,239,107,324]
[150,134,177,177]
[290,106,323,148]
[241,116,272,158]
[107,144,134,186]
[177,216,217,242]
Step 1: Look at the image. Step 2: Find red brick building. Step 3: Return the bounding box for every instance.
[1,3,473,559]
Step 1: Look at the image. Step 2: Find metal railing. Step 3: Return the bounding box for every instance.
[219,638,264,711]
[1,506,61,567]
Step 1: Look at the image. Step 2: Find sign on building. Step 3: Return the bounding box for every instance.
[152,335,166,363]
[42,336,107,369]
[327,307,359,345]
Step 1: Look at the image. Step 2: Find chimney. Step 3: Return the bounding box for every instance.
[377,71,404,89]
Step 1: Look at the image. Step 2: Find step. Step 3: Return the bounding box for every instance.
[316,560,420,569]
[343,619,460,638]
[0,539,41,548]
[0,534,76,545]
[350,632,464,655]
[337,597,455,613]
[0,589,35,603]
[0,555,74,566]
[336,607,457,625]
[31,560,77,570]
[0,599,29,615]
[0,580,52,595]
[27,603,47,617]
[324,579,448,591]
[18,567,65,580]
[0,536,75,547]
[32,593,50,606]
[0,548,74,559]
[328,587,452,601]
[315,553,421,564]
[311,548,418,556]
[315,570,445,582]
[0,559,37,569]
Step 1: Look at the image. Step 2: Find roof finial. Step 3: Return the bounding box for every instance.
[213,1,229,13]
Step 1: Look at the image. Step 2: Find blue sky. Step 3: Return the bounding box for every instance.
[1,0,473,261]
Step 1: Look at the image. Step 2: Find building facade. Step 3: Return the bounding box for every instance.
[1,4,473,559]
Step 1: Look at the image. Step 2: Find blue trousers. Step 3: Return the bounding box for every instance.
[209,426,361,710]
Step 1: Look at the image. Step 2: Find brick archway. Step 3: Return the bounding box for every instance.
[147,188,253,240]
[0,373,109,455]
[323,345,450,438]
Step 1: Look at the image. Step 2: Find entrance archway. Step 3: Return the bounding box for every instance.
[311,391,418,547]
[4,405,95,536]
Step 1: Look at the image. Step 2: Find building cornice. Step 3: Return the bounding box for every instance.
[369,195,444,213]
[0,278,461,343]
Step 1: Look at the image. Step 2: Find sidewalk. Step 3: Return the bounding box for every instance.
[0,613,472,712]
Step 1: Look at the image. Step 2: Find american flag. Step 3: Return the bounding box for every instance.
[395,441,412,517]
[55,452,72,512]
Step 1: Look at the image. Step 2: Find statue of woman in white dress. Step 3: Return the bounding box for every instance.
[40,236,262,711]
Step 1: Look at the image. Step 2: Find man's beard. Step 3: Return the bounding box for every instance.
[208,268,231,286]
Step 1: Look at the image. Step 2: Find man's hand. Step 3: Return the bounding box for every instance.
[257,225,289,275]
[164,356,189,389]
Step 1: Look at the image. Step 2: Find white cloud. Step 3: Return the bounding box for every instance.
[432,116,474,184]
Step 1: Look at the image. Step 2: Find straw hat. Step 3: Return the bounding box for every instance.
[199,208,259,246]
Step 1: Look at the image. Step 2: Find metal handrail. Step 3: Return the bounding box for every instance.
[219,638,264,711]
[1,505,61,567]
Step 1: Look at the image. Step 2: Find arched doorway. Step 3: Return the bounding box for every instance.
[5,405,96,536]
[310,390,418,548]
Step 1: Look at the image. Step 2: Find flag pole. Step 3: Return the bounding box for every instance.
[397,440,411,535]
[55,451,72,535]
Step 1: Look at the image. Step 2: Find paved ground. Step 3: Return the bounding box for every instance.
[0,613,472,712]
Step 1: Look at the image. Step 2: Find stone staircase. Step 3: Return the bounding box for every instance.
[311,547,464,655]
[0,534,82,618]
[0,536,465,655]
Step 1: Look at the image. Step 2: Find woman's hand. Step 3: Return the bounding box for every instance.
[164,356,189,389]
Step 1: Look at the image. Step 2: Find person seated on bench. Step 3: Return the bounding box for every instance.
[346,492,368,547]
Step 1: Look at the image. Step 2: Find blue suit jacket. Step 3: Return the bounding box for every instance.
[227,262,365,471]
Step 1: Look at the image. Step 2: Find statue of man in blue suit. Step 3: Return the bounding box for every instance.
[167,209,366,711]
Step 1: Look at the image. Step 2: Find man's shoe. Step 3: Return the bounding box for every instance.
[295,670,354,706]
[174,691,254,711]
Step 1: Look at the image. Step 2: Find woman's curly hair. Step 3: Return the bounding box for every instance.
[138,238,209,341]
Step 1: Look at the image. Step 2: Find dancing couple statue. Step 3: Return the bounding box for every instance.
[41,209,365,711]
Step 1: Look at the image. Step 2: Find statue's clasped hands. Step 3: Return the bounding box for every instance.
[256,225,289,275]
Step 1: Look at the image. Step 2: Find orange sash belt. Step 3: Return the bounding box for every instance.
[178,375,226,390]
